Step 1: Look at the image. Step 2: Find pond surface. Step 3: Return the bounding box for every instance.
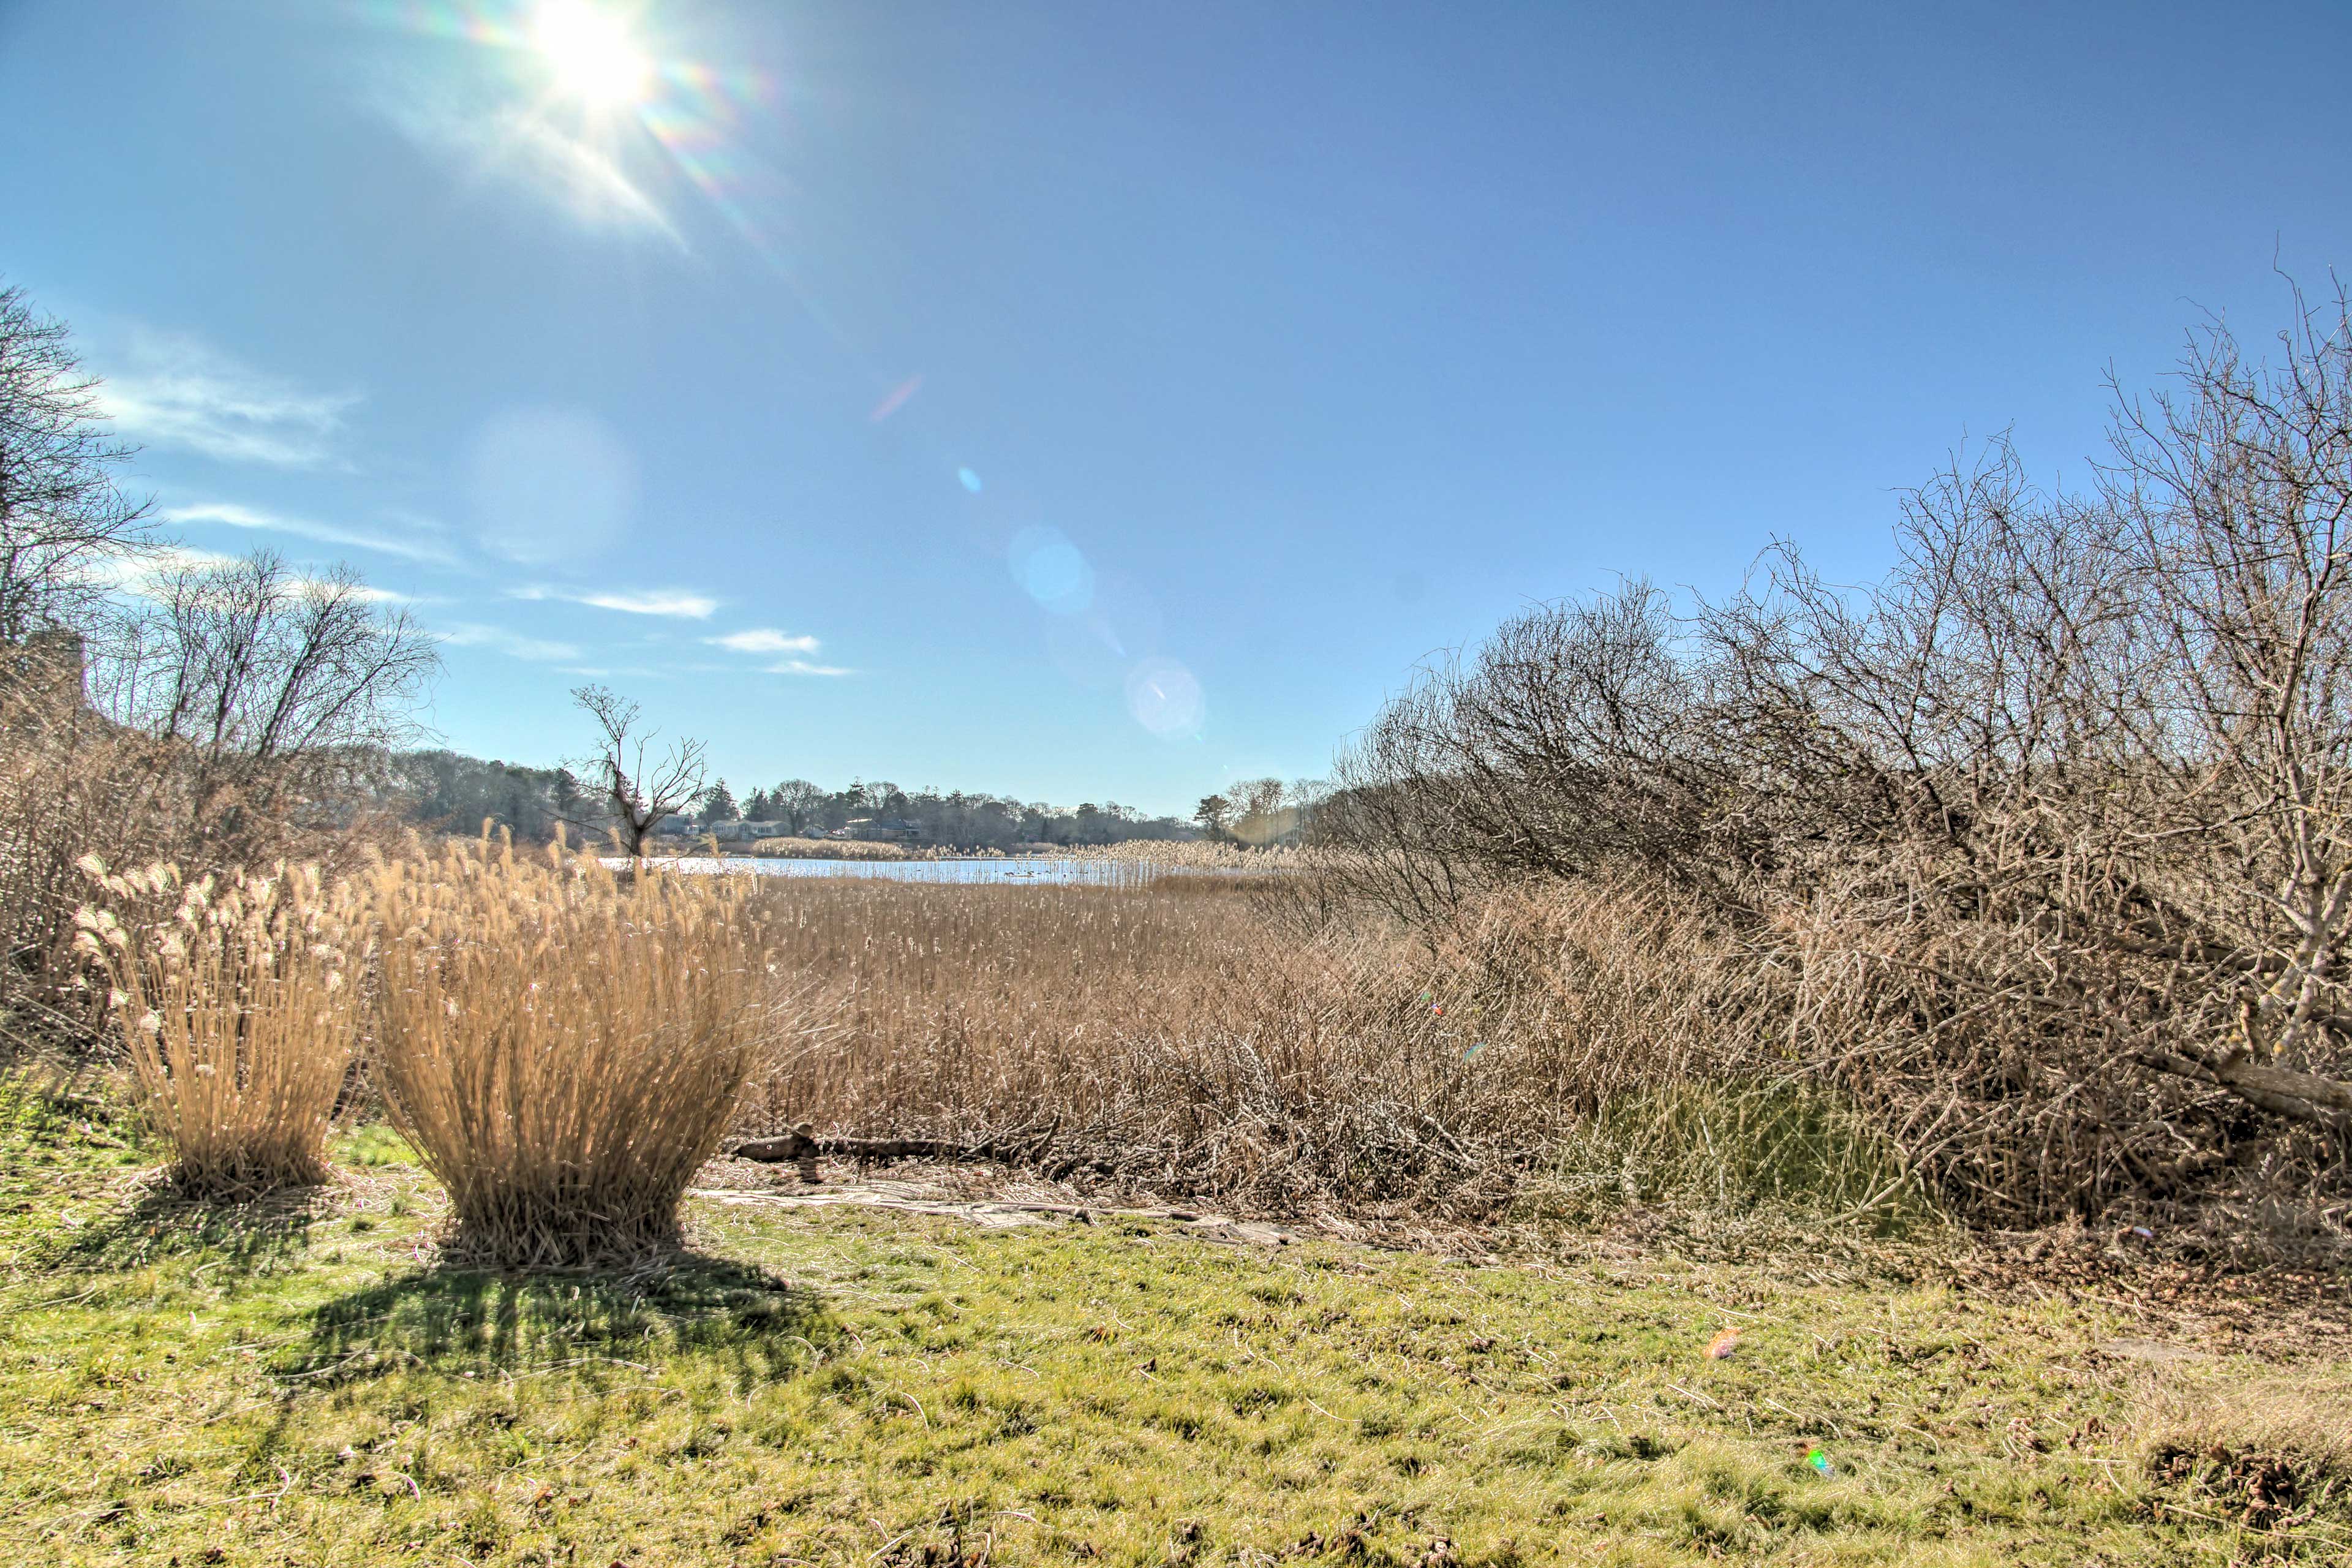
[606,856,1154,886]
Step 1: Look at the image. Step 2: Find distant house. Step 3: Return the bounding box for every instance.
[703,820,793,842]
[653,813,699,837]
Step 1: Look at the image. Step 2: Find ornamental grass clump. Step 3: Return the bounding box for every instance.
[370,838,780,1268]
[75,856,365,1199]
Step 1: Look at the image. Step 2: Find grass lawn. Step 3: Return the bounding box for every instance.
[4,1098,2346,1567]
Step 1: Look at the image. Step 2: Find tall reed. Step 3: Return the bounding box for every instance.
[736,878,1660,1208]
[370,839,782,1266]
[75,856,364,1198]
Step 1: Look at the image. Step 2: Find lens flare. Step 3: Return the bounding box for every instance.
[867,374,923,423]
[1009,526,1093,615]
[958,467,984,494]
[1125,657,1205,739]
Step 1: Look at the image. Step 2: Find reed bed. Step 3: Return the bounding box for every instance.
[74,857,365,1199]
[746,835,924,861]
[370,840,787,1267]
[1057,840,1310,872]
[737,875,1900,1221]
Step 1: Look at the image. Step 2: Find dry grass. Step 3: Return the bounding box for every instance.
[2139,1372,2352,1532]
[369,839,791,1267]
[72,857,363,1199]
[747,835,922,861]
[738,874,1919,1225]
[42,835,1988,1248]
[1,680,410,1065]
[1,703,183,1057]
[1060,839,1306,871]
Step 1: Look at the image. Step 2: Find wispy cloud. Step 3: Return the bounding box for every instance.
[85,544,244,595]
[507,584,717,619]
[437,622,583,663]
[706,627,818,654]
[162,502,460,567]
[100,330,359,469]
[767,659,851,677]
[87,546,419,607]
[375,84,686,249]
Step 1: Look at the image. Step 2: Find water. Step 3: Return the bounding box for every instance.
[605,856,1154,887]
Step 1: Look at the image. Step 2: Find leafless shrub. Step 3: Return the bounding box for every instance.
[1325,283,2352,1234]
[2,551,434,1059]
[100,550,437,856]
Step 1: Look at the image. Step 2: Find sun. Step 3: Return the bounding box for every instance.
[531,0,652,109]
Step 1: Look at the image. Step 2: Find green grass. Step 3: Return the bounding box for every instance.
[2,1096,2347,1566]
[1534,1080,1935,1231]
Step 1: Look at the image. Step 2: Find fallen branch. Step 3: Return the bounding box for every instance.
[2134,1046,2352,1134]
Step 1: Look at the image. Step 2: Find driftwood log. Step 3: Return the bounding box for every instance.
[726,1123,1066,1181]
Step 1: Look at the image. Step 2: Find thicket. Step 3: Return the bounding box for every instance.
[1317,284,2352,1246]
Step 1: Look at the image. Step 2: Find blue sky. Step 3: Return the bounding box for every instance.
[4,1,2348,815]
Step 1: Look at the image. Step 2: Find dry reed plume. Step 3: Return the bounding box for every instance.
[1060,840,1308,872]
[746,836,924,861]
[371,838,785,1267]
[74,856,364,1199]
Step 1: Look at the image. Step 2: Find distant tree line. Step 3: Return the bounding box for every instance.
[726,778,1197,848]
[386,753,1204,851]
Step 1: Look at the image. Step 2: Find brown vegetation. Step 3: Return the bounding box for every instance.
[731,873,1920,1225]
[13,276,2352,1273]
[1320,284,2352,1248]
[74,858,366,1198]
[747,835,922,861]
[2139,1373,2352,1531]
[1,552,432,1059]
[369,839,792,1266]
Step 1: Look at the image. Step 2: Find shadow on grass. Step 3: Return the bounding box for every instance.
[288,1250,837,1390]
[33,1182,331,1277]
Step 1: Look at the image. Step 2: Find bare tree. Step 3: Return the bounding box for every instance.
[0,282,156,645]
[570,684,707,858]
[6,551,435,1052]
[102,551,440,853]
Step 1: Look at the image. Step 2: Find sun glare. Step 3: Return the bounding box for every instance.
[532,0,652,109]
